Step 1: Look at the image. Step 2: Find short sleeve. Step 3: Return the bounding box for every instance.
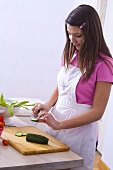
[97,60,113,83]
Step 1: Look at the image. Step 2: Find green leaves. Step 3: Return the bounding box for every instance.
[0,93,35,117]
[7,103,16,117]
[0,93,7,106]
[14,101,29,107]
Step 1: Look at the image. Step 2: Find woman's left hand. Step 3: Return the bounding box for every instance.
[37,111,61,130]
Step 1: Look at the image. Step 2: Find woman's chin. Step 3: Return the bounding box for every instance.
[76,46,81,51]
[73,44,81,51]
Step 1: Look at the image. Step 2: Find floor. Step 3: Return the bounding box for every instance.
[93,151,102,170]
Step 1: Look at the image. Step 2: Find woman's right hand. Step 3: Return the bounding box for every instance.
[32,103,51,114]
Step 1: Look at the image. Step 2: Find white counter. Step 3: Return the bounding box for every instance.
[0,110,83,170]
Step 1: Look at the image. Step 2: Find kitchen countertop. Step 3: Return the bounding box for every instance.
[0,98,83,170]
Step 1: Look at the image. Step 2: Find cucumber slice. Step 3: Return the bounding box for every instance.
[31,118,38,122]
[22,133,27,136]
[15,131,27,137]
[15,131,23,137]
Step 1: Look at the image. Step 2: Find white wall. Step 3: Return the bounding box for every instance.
[0,0,98,101]
[73,0,97,9]
[0,0,73,101]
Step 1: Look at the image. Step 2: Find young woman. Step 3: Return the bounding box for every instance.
[32,4,113,170]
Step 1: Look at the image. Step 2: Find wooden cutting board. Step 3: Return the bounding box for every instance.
[2,126,69,155]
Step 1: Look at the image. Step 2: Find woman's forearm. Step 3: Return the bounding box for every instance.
[46,86,58,108]
[59,108,101,129]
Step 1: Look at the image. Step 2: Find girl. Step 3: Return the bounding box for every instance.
[32,4,113,170]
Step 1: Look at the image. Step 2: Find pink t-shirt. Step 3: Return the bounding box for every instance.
[62,53,113,105]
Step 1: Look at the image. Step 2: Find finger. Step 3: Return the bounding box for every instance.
[38,118,46,123]
[38,111,49,119]
[32,103,39,112]
[32,103,42,114]
[38,114,49,124]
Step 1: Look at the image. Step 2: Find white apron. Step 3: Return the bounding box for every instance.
[45,64,97,170]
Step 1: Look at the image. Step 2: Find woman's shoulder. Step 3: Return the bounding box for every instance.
[95,53,113,82]
[96,52,113,68]
[98,52,113,63]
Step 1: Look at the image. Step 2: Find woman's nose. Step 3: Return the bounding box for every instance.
[69,35,76,43]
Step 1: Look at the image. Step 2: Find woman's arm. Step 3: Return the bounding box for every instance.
[45,86,59,108]
[32,86,58,113]
[38,82,112,130]
[59,81,112,129]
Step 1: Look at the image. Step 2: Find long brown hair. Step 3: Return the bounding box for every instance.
[63,4,112,80]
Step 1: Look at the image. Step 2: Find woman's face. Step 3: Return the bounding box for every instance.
[67,24,84,51]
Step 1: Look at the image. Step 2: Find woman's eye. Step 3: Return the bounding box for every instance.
[68,33,82,37]
[76,35,82,37]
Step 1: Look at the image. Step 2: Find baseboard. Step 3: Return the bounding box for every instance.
[98,160,110,170]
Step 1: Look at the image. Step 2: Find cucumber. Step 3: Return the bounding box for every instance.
[22,132,28,136]
[15,131,23,137]
[26,133,49,145]
[31,118,38,122]
[15,132,27,137]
